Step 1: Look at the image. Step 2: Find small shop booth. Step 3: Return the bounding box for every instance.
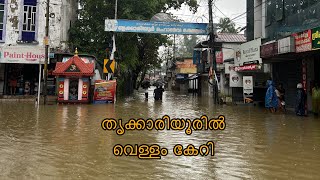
[52,51,95,104]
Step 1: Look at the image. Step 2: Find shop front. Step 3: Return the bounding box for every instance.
[233,38,271,103]
[0,46,45,96]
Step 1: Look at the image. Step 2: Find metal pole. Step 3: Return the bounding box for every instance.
[37,64,42,105]
[208,0,218,104]
[43,0,50,104]
[109,0,118,80]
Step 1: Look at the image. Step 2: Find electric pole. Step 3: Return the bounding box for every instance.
[208,0,218,104]
[43,0,50,105]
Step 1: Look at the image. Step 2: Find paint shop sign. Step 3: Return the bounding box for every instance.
[0,46,46,64]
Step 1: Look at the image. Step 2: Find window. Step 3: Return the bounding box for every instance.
[21,0,37,42]
[0,0,5,41]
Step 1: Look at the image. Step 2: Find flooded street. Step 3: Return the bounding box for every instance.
[1,89,320,179]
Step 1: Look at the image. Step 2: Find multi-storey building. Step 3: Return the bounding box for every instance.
[0,0,77,95]
[247,0,320,111]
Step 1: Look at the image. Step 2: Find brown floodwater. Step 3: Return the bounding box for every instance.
[0,88,320,179]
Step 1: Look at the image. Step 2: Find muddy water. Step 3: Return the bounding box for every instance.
[0,89,320,179]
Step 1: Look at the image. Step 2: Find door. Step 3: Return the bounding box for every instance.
[69,79,79,100]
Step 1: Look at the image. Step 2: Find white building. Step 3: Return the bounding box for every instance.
[0,0,77,95]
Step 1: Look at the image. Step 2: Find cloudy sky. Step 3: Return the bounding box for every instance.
[169,0,247,30]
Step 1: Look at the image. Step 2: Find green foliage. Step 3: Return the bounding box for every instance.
[69,0,198,95]
[177,35,198,58]
[217,17,240,33]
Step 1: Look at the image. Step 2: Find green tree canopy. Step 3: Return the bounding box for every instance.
[217,17,240,33]
[69,0,198,94]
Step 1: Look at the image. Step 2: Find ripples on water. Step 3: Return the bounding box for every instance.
[0,88,320,179]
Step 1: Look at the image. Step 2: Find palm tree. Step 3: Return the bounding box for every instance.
[218,17,240,33]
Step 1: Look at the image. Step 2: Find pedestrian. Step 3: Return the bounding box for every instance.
[141,79,151,99]
[154,86,163,101]
[295,83,306,116]
[265,80,278,113]
[312,82,320,115]
[158,85,164,100]
[275,83,286,112]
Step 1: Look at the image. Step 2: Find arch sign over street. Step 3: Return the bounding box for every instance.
[105,19,209,35]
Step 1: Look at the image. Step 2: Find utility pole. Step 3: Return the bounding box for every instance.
[208,0,218,104]
[43,0,50,105]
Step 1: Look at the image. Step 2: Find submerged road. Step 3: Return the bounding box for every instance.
[0,89,320,179]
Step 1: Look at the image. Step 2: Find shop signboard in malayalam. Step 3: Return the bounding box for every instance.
[312,27,320,50]
[293,29,312,53]
[0,46,46,64]
[234,38,262,67]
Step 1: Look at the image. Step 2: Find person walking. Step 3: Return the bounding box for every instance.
[265,80,278,113]
[312,82,320,115]
[275,83,286,112]
[154,86,164,101]
[295,83,306,116]
[141,79,151,99]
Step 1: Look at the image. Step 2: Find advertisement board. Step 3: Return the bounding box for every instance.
[93,80,116,103]
[312,27,320,50]
[229,68,243,87]
[234,38,262,67]
[215,51,223,64]
[0,46,46,64]
[278,36,295,54]
[293,29,312,53]
[261,41,278,58]
[243,76,253,95]
[224,63,235,74]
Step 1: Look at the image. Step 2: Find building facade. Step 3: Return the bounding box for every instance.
[247,0,320,111]
[0,0,78,95]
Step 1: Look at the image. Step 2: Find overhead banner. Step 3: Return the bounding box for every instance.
[93,80,117,104]
[105,19,209,35]
[0,46,46,64]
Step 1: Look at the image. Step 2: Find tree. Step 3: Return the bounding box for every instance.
[176,35,198,58]
[69,0,199,95]
[217,17,240,33]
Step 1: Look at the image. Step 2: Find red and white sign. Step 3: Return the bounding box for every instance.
[215,51,223,64]
[293,30,312,53]
[235,64,261,72]
[0,46,46,64]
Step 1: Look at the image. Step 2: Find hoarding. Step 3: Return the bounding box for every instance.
[243,76,253,95]
[278,36,295,54]
[234,38,262,67]
[229,68,243,87]
[105,19,209,35]
[312,27,320,50]
[93,80,116,103]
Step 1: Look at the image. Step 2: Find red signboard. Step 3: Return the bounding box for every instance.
[293,29,312,53]
[235,64,261,72]
[93,80,117,103]
[215,51,223,64]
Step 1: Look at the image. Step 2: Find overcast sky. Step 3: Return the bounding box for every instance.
[169,0,247,29]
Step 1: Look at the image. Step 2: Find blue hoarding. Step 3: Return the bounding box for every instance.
[105,19,209,35]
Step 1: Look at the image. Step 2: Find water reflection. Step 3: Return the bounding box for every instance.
[0,90,320,179]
